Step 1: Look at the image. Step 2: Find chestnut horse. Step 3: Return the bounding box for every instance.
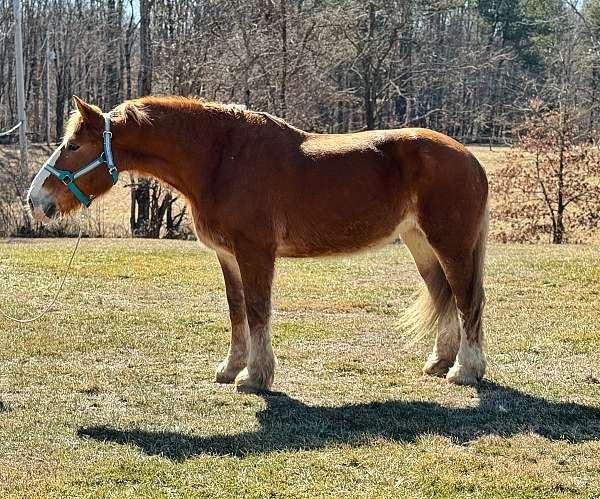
[27,96,489,392]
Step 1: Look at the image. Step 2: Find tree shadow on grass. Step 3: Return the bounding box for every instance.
[78,381,600,461]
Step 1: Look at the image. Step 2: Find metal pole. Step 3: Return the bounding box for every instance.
[13,0,28,180]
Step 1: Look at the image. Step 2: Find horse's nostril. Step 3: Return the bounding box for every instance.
[45,203,57,218]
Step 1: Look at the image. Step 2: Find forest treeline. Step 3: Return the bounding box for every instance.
[1,0,599,142]
[0,0,599,241]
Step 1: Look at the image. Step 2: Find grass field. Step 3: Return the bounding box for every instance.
[0,238,598,497]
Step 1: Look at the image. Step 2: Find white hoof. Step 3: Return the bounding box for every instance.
[447,338,486,385]
[423,355,453,377]
[446,363,483,385]
[215,356,246,384]
[234,359,275,393]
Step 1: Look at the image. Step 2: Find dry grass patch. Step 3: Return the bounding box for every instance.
[0,239,598,497]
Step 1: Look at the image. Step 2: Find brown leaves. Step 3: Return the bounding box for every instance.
[491,112,600,243]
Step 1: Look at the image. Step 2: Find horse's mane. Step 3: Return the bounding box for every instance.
[134,95,300,131]
[64,95,298,141]
[63,109,89,143]
[112,100,152,126]
[63,99,151,142]
[131,95,247,119]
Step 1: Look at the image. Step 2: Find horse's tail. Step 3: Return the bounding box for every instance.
[466,204,489,340]
[401,256,454,344]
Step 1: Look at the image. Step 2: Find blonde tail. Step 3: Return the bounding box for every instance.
[465,205,489,341]
[401,261,455,345]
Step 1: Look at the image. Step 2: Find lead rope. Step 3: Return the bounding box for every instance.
[0,218,83,324]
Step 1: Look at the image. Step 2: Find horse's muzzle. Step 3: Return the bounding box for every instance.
[28,196,56,223]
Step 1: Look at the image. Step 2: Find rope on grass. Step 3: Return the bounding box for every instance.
[0,219,83,323]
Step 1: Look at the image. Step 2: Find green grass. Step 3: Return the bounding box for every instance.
[0,239,599,498]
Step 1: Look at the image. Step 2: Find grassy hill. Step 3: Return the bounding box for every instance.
[0,239,598,497]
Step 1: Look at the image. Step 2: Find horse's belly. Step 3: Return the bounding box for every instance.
[275,212,415,257]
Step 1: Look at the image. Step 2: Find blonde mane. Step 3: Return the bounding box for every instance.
[62,95,299,145]
[62,109,88,144]
[111,100,151,126]
[62,100,151,143]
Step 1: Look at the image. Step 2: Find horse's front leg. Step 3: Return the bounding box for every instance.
[233,243,276,392]
[215,252,250,383]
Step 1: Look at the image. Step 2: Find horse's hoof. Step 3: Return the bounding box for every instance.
[234,367,272,393]
[215,357,245,384]
[423,357,452,377]
[446,364,483,386]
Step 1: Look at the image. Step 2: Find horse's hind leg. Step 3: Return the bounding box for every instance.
[215,252,250,383]
[401,228,460,376]
[437,229,487,385]
[441,254,486,385]
[426,300,460,376]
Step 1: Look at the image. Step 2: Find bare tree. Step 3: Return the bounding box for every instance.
[494,111,600,243]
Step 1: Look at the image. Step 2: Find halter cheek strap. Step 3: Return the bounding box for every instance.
[43,113,119,207]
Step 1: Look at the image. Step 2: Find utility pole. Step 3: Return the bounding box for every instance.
[45,27,52,145]
[13,0,28,181]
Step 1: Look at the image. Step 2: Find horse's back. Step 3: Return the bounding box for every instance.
[298,127,486,195]
[269,127,487,257]
[295,126,487,221]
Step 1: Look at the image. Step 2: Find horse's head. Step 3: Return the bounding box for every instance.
[27,96,118,222]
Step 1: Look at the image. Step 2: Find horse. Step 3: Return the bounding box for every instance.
[27,95,489,392]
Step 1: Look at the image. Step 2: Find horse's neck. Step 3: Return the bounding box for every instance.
[115,104,231,201]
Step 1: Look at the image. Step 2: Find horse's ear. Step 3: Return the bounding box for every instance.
[73,96,103,130]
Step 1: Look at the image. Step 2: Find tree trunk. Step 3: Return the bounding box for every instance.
[104,0,121,108]
[133,178,151,236]
[138,0,153,96]
[131,0,154,236]
[554,126,566,244]
[279,0,288,118]
[553,210,565,244]
[363,2,376,130]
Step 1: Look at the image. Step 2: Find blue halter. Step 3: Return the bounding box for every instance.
[43,113,119,207]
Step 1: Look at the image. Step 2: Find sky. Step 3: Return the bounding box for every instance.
[128,0,140,20]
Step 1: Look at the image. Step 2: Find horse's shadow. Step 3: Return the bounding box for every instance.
[78,381,600,461]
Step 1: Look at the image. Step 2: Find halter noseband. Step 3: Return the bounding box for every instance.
[43,113,119,207]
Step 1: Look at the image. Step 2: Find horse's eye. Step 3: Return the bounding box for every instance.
[67,143,79,151]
